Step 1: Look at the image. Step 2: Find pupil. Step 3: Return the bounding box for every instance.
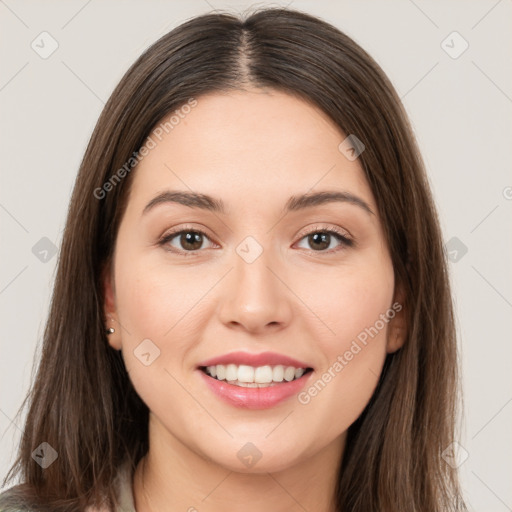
[310,232,329,250]
[182,232,202,250]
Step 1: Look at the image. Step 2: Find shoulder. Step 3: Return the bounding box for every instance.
[0,462,135,512]
[112,462,136,512]
[85,462,136,512]
[0,486,30,512]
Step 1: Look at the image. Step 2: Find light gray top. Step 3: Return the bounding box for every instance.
[0,464,137,512]
[112,463,136,512]
[82,462,136,512]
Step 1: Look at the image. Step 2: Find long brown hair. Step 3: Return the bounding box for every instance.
[0,8,466,511]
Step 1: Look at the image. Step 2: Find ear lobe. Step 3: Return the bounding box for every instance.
[102,264,122,351]
[386,281,407,354]
[387,325,405,353]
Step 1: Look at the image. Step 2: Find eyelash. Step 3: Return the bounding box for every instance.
[157,224,354,256]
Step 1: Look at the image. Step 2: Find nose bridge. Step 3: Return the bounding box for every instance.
[237,239,273,289]
[218,234,293,332]
[233,234,281,303]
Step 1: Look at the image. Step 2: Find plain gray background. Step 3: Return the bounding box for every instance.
[1,1,511,510]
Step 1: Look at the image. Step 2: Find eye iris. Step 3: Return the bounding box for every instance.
[181,231,203,250]
[309,232,330,250]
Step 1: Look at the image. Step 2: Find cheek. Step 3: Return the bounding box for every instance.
[309,256,394,354]
[330,278,393,350]
[298,257,394,419]
[112,260,193,420]
[117,272,170,335]
[114,252,210,340]
[113,251,214,395]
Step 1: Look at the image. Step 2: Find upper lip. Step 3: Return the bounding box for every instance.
[197,351,313,369]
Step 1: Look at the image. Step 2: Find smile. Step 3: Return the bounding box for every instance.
[200,364,313,387]
[198,365,314,409]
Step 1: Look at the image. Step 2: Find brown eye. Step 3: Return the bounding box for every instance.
[178,231,204,250]
[296,229,353,252]
[160,229,215,253]
[307,232,331,251]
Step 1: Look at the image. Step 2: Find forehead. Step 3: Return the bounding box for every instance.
[128,89,375,214]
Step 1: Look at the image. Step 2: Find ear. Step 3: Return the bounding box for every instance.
[386,280,407,354]
[102,263,122,351]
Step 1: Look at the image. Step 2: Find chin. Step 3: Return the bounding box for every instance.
[199,438,309,475]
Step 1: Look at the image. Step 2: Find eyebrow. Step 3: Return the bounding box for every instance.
[142,190,374,216]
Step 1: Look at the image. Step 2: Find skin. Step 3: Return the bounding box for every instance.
[103,88,406,512]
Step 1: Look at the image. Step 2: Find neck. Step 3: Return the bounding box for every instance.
[132,415,345,512]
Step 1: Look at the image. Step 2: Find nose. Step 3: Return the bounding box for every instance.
[217,245,293,335]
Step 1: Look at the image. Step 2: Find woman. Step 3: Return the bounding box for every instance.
[0,7,466,512]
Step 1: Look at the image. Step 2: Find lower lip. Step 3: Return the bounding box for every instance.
[198,369,313,410]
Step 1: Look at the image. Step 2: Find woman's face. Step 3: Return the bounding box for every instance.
[104,89,405,473]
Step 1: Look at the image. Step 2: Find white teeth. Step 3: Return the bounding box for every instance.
[237,365,255,383]
[228,381,277,388]
[216,365,226,381]
[284,366,296,382]
[203,363,309,384]
[225,364,238,381]
[254,365,273,383]
[272,365,284,382]
[232,380,258,388]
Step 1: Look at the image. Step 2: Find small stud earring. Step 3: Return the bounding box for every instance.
[106,327,115,334]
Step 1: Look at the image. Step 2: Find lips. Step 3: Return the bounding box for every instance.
[196,350,313,369]
[198,367,314,409]
[195,351,315,409]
